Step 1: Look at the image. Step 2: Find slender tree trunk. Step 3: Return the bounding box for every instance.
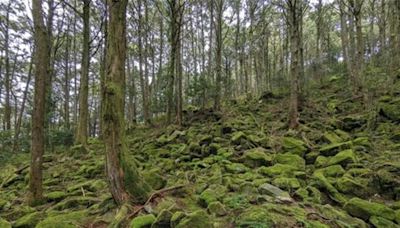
[64,30,70,130]
[29,0,50,205]
[103,0,150,206]
[4,2,12,131]
[214,0,223,111]
[76,0,91,146]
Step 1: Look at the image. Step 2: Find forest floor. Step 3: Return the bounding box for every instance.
[1,77,400,228]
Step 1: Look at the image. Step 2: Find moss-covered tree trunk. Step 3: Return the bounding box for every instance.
[103,0,150,206]
[29,0,50,205]
[76,0,90,146]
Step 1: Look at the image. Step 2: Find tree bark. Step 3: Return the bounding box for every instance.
[29,0,50,205]
[103,0,150,206]
[76,0,91,146]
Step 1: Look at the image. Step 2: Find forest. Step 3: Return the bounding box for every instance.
[0,0,400,227]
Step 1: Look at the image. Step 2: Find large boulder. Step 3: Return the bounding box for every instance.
[282,137,307,156]
[130,214,156,228]
[241,147,273,168]
[175,210,211,228]
[344,197,395,221]
[274,153,305,170]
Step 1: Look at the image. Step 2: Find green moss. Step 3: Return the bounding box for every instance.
[143,169,167,190]
[327,149,356,167]
[369,216,397,228]
[231,131,246,145]
[319,142,351,156]
[175,210,211,228]
[316,204,367,228]
[311,171,346,204]
[225,162,248,174]
[14,212,43,228]
[317,165,345,177]
[51,196,100,210]
[396,210,400,224]
[380,102,400,121]
[198,185,227,207]
[0,218,11,228]
[170,212,185,227]
[258,164,298,177]
[208,201,227,216]
[282,137,307,156]
[275,153,305,170]
[272,177,301,190]
[46,191,67,202]
[130,214,156,228]
[236,207,273,227]
[322,132,343,144]
[151,209,173,228]
[36,211,88,228]
[305,151,320,164]
[336,176,366,196]
[314,156,329,168]
[241,147,273,167]
[344,197,395,221]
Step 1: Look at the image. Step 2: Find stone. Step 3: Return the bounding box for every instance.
[336,176,366,196]
[208,201,227,216]
[282,137,307,156]
[36,211,88,228]
[258,183,293,203]
[241,147,272,167]
[322,132,343,144]
[344,197,395,221]
[225,162,248,174]
[170,211,185,227]
[272,177,301,190]
[236,207,274,227]
[0,218,11,228]
[380,102,400,122]
[317,165,345,177]
[275,153,305,170]
[14,212,43,228]
[258,164,298,177]
[319,142,351,156]
[46,191,67,202]
[151,209,173,228]
[175,210,211,228]
[231,131,246,145]
[327,149,356,167]
[143,169,167,190]
[369,216,397,228]
[314,156,329,168]
[130,214,156,228]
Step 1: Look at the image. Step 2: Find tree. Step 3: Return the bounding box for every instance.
[214,0,224,111]
[103,0,150,205]
[284,0,305,129]
[29,0,50,205]
[76,0,91,146]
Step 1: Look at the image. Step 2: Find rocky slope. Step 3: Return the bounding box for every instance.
[1,81,400,228]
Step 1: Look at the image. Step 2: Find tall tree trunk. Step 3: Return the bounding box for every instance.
[103,0,150,206]
[64,29,70,130]
[29,0,50,205]
[76,0,91,146]
[214,0,223,111]
[4,2,12,131]
[339,0,351,84]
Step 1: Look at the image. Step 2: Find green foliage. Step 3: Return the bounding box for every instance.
[47,129,74,147]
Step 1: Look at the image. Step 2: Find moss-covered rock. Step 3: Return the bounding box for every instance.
[369,216,397,228]
[51,196,100,210]
[327,149,356,167]
[316,204,367,228]
[143,169,167,190]
[344,197,395,221]
[314,156,329,168]
[151,209,173,228]
[198,185,227,207]
[311,171,346,204]
[294,186,322,204]
[130,214,156,228]
[0,218,11,228]
[336,176,366,196]
[380,102,400,122]
[225,162,248,174]
[170,211,185,227]
[258,183,293,202]
[272,177,301,191]
[317,165,345,177]
[235,207,273,227]
[282,137,307,156]
[275,153,305,170]
[14,212,43,228]
[46,191,67,202]
[322,132,343,144]
[36,211,88,228]
[208,201,227,216]
[231,131,246,145]
[258,164,298,177]
[319,142,351,156]
[175,210,211,228]
[241,147,272,167]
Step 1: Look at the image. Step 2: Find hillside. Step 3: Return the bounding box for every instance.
[1,79,400,228]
